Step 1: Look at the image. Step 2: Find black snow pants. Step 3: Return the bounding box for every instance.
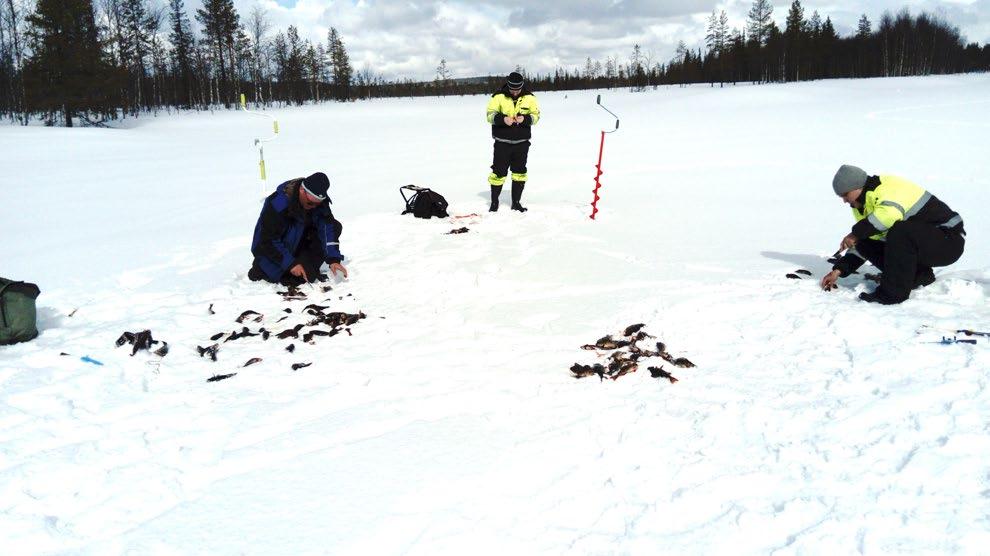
[491,141,530,185]
[855,220,965,301]
[249,226,327,286]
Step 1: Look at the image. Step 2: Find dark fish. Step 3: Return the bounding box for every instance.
[208,303,215,315]
[207,373,236,382]
[243,357,263,367]
[283,308,293,313]
[197,344,219,362]
[261,329,270,340]
[291,362,312,371]
[672,357,695,368]
[130,330,154,356]
[60,352,70,356]
[210,332,225,341]
[153,342,169,357]
[570,363,606,380]
[623,323,646,336]
[276,316,289,323]
[321,286,333,293]
[278,288,307,300]
[595,335,629,350]
[446,227,469,234]
[303,329,336,343]
[570,363,597,378]
[648,366,679,383]
[285,343,295,353]
[785,273,801,279]
[656,341,666,353]
[607,358,638,380]
[277,324,304,339]
[304,304,329,313]
[795,269,812,276]
[236,310,263,323]
[224,327,258,342]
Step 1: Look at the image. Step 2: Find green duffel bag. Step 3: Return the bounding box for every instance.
[0,277,41,345]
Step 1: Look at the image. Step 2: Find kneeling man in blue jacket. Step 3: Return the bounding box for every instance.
[248,172,348,286]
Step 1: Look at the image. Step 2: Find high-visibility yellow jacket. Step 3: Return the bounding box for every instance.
[833,174,964,277]
[486,87,540,144]
[850,175,962,241]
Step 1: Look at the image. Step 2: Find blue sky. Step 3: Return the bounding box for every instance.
[231,0,990,80]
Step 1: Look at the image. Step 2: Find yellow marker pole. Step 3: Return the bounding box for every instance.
[240,93,280,197]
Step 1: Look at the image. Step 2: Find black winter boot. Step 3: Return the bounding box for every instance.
[511,181,528,212]
[914,267,935,289]
[489,185,502,212]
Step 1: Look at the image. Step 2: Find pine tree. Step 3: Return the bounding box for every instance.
[856,14,872,38]
[283,25,303,103]
[746,0,774,47]
[435,57,451,91]
[168,0,194,107]
[327,27,351,101]
[24,0,121,125]
[195,0,240,106]
[784,0,806,81]
[304,41,322,101]
[121,0,150,111]
[630,44,645,90]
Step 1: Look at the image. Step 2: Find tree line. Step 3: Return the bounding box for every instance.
[1,0,988,126]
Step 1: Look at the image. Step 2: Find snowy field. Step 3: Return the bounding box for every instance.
[2,74,990,554]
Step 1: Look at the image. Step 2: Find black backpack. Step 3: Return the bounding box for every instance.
[400,185,449,219]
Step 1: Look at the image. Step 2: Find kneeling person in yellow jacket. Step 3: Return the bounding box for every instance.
[821,164,965,304]
[485,71,540,212]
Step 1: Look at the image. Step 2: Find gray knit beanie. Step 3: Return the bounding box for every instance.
[832,164,868,195]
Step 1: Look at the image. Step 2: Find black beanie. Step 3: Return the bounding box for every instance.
[507,72,524,89]
[301,172,331,203]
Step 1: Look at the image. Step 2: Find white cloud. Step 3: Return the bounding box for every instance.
[216,0,990,80]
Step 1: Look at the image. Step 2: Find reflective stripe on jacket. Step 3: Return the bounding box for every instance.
[850,174,963,241]
[486,87,540,143]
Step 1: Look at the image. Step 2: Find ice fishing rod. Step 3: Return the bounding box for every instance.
[590,94,620,220]
[240,94,280,196]
[917,325,990,338]
[924,336,978,345]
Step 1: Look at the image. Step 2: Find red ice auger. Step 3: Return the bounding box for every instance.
[590,94,620,220]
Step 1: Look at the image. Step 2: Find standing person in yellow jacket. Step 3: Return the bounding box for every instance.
[485,72,540,212]
[821,164,966,304]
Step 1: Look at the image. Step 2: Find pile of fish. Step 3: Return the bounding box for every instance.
[570,323,695,383]
[785,269,813,280]
[197,287,367,381]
